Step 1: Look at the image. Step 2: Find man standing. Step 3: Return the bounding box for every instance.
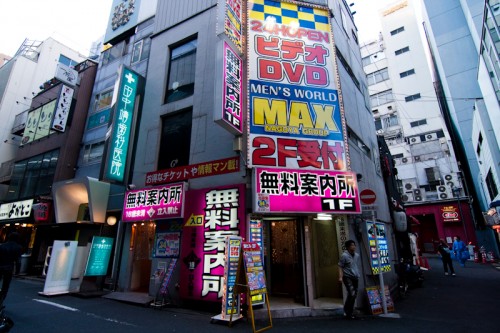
[338,239,361,319]
[0,232,22,305]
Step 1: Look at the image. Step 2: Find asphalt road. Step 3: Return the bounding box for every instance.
[2,256,499,332]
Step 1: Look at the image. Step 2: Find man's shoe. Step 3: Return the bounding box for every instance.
[452,273,456,276]
[444,272,449,276]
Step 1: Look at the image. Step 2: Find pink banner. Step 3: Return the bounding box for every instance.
[122,183,185,222]
[253,167,360,214]
[179,184,246,302]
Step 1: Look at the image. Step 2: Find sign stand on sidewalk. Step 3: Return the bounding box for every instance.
[229,242,272,333]
[151,258,177,308]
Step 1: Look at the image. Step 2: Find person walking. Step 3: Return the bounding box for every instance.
[437,239,455,276]
[0,232,22,306]
[338,239,361,319]
[453,236,468,267]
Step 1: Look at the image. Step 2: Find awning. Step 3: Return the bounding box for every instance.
[52,177,110,223]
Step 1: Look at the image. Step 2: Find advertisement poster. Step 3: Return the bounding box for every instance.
[254,167,360,214]
[42,240,78,295]
[84,236,114,276]
[366,221,391,274]
[366,286,394,314]
[155,232,181,258]
[247,0,347,171]
[221,236,242,319]
[179,184,246,302]
[242,242,267,296]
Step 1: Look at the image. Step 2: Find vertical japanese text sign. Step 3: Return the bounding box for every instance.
[103,66,142,183]
[247,0,347,171]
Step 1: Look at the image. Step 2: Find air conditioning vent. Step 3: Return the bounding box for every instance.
[414,156,421,162]
[425,133,438,141]
[415,195,423,201]
[402,193,414,202]
[439,192,449,199]
[410,137,421,144]
[437,185,447,193]
[414,189,421,195]
[402,157,409,163]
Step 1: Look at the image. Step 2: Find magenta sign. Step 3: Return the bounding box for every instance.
[122,183,185,222]
[253,167,361,214]
[179,184,246,302]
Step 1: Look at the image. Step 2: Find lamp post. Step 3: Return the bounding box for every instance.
[452,186,469,242]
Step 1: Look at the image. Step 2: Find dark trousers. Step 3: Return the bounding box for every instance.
[0,267,14,305]
[442,256,455,274]
[342,276,359,317]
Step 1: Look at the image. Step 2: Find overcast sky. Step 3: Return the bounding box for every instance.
[0,0,113,57]
[0,0,393,57]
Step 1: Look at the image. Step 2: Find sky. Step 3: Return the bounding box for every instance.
[0,0,113,57]
[0,0,395,58]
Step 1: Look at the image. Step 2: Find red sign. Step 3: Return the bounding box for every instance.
[441,205,460,222]
[33,202,51,222]
[360,189,377,205]
[145,156,240,185]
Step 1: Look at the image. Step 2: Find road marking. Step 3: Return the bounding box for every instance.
[32,299,137,327]
[33,299,79,312]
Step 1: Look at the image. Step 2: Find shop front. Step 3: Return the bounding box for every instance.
[406,200,476,253]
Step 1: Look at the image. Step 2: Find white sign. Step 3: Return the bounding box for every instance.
[55,63,78,86]
[41,240,78,296]
[0,199,33,220]
[51,85,74,132]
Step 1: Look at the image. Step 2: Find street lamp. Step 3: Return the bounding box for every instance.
[452,186,469,242]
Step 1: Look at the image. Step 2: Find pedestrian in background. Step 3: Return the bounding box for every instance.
[338,239,360,319]
[437,239,455,276]
[0,232,22,306]
[453,236,468,267]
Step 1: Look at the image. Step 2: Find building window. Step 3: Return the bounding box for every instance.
[82,141,105,165]
[367,68,389,86]
[59,54,78,68]
[158,109,193,170]
[165,39,198,103]
[390,26,405,35]
[384,114,399,128]
[336,46,360,89]
[405,93,421,102]
[370,89,393,107]
[395,46,410,55]
[410,119,427,127]
[375,118,382,130]
[102,41,125,66]
[6,150,59,201]
[362,51,386,67]
[93,90,113,112]
[131,36,151,64]
[486,169,498,200]
[400,69,415,78]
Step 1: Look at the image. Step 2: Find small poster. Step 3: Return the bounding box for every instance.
[220,236,242,319]
[155,232,181,258]
[366,286,394,315]
[242,242,267,296]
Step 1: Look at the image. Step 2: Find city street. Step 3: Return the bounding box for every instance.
[2,256,499,333]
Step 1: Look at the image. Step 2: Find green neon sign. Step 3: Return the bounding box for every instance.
[105,67,139,182]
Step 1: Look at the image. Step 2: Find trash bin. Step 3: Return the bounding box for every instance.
[19,254,31,275]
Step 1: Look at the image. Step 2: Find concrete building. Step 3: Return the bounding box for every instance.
[360,0,477,254]
[420,0,500,254]
[108,0,400,315]
[0,38,86,200]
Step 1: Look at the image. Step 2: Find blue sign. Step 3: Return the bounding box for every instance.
[85,236,114,276]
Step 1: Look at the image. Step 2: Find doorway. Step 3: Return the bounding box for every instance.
[129,222,155,291]
[268,219,304,303]
[411,214,439,253]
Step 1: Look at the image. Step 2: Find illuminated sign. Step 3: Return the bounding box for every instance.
[22,101,57,144]
[122,183,185,222]
[247,0,347,170]
[145,156,240,186]
[253,167,360,214]
[179,184,246,302]
[84,237,114,276]
[441,205,460,222]
[51,85,74,132]
[33,202,51,222]
[104,66,140,183]
[0,199,33,220]
[223,0,243,51]
[366,221,391,274]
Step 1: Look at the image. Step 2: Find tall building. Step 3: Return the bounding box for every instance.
[421,0,500,253]
[360,0,477,254]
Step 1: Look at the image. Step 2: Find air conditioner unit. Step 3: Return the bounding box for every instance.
[402,192,414,202]
[425,133,438,141]
[414,188,425,201]
[401,157,410,164]
[437,185,452,199]
[403,179,418,191]
[410,136,421,144]
[443,173,459,188]
[414,155,421,162]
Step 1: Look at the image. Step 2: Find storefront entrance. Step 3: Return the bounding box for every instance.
[129,222,155,291]
[267,219,304,303]
[411,214,439,253]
